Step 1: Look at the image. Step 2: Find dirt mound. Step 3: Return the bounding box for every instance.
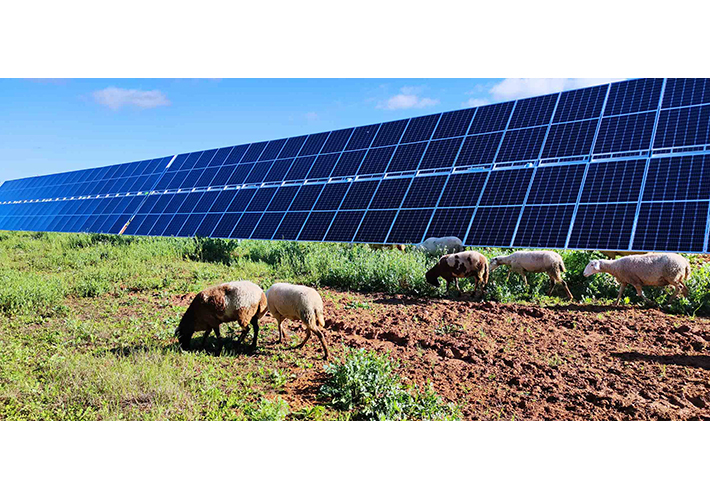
[258,290,710,420]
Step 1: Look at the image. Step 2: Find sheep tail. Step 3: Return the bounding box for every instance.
[482,259,489,285]
[316,308,325,328]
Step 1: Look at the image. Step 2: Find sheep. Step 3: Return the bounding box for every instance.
[416,236,464,255]
[583,253,691,305]
[368,243,406,251]
[175,281,268,352]
[425,250,489,296]
[265,283,329,359]
[489,250,574,300]
[599,251,646,260]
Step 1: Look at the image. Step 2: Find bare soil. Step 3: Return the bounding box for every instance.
[222,289,710,421]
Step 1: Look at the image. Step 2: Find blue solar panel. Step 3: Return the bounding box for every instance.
[496,126,548,163]
[246,187,277,211]
[358,147,395,175]
[267,185,299,211]
[212,213,242,238]
[480,169,533,206]
[298,211,336,241]
[331,150,366,178]
[225,144,249,165]
[469,101,515,134]
[433,109,475,139]
[466,206,521,247]
[252,212,285,239]
[593,112,656,154]
[208,147,234,166]
[371,119,408,147]
[401,175,447,208]
[387,209,434,243]
[314,182,349,211]
[633,201,708,252]
[554,85,608,123]
[278,136,308,159]
[542,120,598,158]
[455,133,503,167]
[324,211,365,242]
[264,159,294,183]
[231,213,261,239]
[438,171,488,207]
[260,139,287,160]
[568,203,637,250]
[355,210,397,243]
[400,114,440,144]
[346,125,379,151]
[526,164,586,205]
[285,156,316,181]
[643,155,710,201]
[419,138,463,170]
[246,161,275,184]
[274,212,308,240]
[307,154,339,179]
[653,105,710,149]
[386,142,427,173]
[290,184,324,211]
[426,207,475,240]
[581,160,646,203]
[298,132,329,156]
[514,205,575,248]
[662,78,710,109]
[340,180,378,210]
[321,129,353,154]
[369,178,412,209]
[509,94,557,129]
[241,142,269,163]
[604,79,663,116]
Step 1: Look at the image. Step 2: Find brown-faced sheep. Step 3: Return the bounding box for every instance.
[583,253,691,305]
[425,250,489,296]
[175,281,268,352]
[265,283,329,359]
[490,250,574,300]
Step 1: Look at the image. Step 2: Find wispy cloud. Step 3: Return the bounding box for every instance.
[461,97,490,108]
[91,87,171,110]
[489,78,625,101]
[305,111,319,121]
[377,86,439,111]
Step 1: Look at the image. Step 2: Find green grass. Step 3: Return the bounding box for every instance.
[0,230,708,420]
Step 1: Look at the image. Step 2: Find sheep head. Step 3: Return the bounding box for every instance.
[425,265,441,287]
[489,257,502,272]
[583,260,602,277]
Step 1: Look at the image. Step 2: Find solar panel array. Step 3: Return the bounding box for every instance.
[1,78,709,253]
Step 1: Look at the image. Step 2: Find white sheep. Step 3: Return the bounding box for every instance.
[265,283,329,359]
[416,236,464,255]
[175,280,268,352]
[583,253,691,305]
[489,250,573,300]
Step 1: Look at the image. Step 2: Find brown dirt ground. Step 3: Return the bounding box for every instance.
[223,289,709,421]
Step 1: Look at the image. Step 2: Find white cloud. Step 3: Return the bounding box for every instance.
[91,87,171,110]
[377,86,439,110]
[489,78,626,101]
[461,97,490,108]
[305,111,319,121]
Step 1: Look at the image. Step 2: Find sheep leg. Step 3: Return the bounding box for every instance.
[291,329,312,350]
[682,282,690,297]
[201,329,211,349]
[669,285,680,301]
[633,284,654,305]
[236,327,249,346]
[313,328,329,360]
[561,280,573,301]
[213,325,223,353]
[614,283,627,306]
[250,315,260,351]
[547,272,557,295]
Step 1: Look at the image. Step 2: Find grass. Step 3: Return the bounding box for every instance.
[0,230,708,420]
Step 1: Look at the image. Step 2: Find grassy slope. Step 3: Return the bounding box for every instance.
[0,231,708,420]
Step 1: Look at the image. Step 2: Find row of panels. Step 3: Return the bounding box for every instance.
[4,78,710,204]
[1,154,709,252]
[0,199,705,253]
[3,102,709,204]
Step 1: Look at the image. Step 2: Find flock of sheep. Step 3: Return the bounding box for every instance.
[175,236,693,360]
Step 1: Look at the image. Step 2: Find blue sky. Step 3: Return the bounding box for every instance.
[0,78,622,183]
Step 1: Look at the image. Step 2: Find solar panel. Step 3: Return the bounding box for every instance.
[3,78,710,253]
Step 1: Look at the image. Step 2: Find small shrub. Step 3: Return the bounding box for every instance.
[0,269,67,316]
[320,348,460,421]
[245,397,290,421]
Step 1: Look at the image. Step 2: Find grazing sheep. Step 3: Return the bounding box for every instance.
[175,281,268,352]
[425,250,489,296]
[416,236,464,255]
[583,253,691,305]
[489,250,574,300]
[265,283,329,359]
